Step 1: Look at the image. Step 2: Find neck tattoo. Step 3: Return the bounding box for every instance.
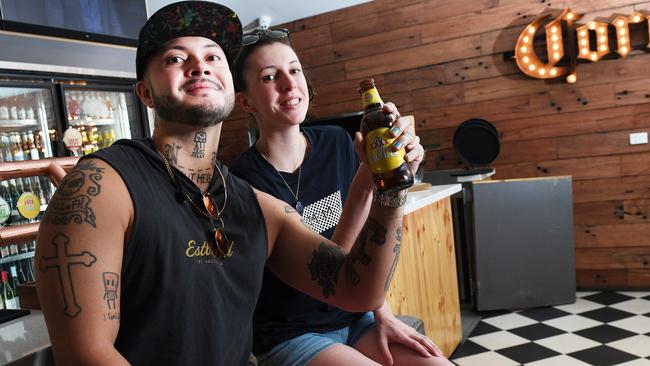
[157,147,234,259]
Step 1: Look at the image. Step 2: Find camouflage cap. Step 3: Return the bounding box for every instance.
[136,1,242,80]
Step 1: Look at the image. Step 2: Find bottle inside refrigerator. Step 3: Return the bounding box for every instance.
[63,87,136,156]
[0,85,58,227]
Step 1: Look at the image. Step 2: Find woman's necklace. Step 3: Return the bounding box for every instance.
[257,134,307,215]
[157,148,234,259]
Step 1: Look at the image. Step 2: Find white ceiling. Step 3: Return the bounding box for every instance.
[146,0,373,30]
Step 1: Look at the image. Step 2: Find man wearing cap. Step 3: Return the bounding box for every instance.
[35,1,422,365]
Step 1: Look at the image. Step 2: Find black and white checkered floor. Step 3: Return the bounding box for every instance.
[451,291,650,366]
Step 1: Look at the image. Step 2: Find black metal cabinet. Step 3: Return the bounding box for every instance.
[425,172,576,311]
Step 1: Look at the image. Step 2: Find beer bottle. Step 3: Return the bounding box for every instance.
[34,130,46,159]
[20,132,31,160]
[9,265,22,307]
[27,131,39,160]
[11,133,25,161]
[2,270,18,309]
[96,129,104,149]
[358,79,413,194]
[1,133,13,162]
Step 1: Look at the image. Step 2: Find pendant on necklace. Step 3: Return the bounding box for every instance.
[207,227,234,258]
[203,195,216,217]
[295,201,304,215]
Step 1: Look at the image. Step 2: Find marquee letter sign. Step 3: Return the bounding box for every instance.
[515,8,649,83]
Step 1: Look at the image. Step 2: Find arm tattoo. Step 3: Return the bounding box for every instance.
[39,233,97,318]
[307,242,345,298]
[102,272,121,321]
[42,161,104,228]
[366,218,387,245]
[191,131,207,158]
[284,205,297,214]
[307,218,392,297]
[346,218,387,285]
[384,228,402,292]
[102,272,119,309]
[164,142,181,165]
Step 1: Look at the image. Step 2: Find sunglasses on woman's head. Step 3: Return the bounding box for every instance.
[241,28,290,46]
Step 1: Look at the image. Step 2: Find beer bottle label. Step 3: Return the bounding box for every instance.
[17,192,40,220]
[362,88,383,107]
[0,197,10,224]
[365,128,406,174]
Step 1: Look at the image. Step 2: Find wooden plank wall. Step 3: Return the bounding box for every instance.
[220,0,650,288]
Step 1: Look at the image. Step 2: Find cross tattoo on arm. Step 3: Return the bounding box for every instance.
[39,233,97,318]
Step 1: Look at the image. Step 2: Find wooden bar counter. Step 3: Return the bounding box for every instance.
[386,184,463,357]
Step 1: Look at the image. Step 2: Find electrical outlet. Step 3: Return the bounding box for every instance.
[629,132,648,145]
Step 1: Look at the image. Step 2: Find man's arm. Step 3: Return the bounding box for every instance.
[261,188,404,312]
[35,158,133,365]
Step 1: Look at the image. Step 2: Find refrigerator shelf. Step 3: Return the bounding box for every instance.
[0,119,38,128]
[0,251,35,265]
[69,118,115,126]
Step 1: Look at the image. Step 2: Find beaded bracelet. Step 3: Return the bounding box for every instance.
[373,187,408,208]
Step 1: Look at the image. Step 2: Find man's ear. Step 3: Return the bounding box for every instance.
[135,81,154,108]
[235,92,256,114]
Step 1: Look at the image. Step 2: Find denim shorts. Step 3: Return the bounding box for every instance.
[256,311,376,366]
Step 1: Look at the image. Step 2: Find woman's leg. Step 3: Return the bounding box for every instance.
[306,344,382,366]
[353,328,456,366]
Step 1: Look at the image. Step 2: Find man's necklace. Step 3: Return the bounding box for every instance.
[157,148,234,259]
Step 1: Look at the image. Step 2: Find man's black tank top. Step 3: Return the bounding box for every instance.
[89,138,267,366]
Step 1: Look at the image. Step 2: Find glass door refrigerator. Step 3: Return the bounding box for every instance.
[0,72,148,309]
[60,83,144,156]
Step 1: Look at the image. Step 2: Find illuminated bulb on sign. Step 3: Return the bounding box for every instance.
[580,38,588,46]
[551,26,558,33]
[553,52,560,59]
[523,36,530,43]
[600,44,608,51]
[620,37,628,45]
[581,48,588,55]
[522,56,530,63]
[579,30,587,37]
[529,64,536,71]
[550,68,558,76]
[620,46,629,53]
[599,35,606,43]
[617,19,625,27]
[566,13,574,20]
[551,34,559,42]
[539,68,546,75]
[520,46,528,53]
[620,29,626,35]
[633,15,641,22]
[599,27,606,34]
[590,53,598,61]
[552,43,560,51]
[528,27,536,34]
[567,74,577,83]
[589,22,596,30]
